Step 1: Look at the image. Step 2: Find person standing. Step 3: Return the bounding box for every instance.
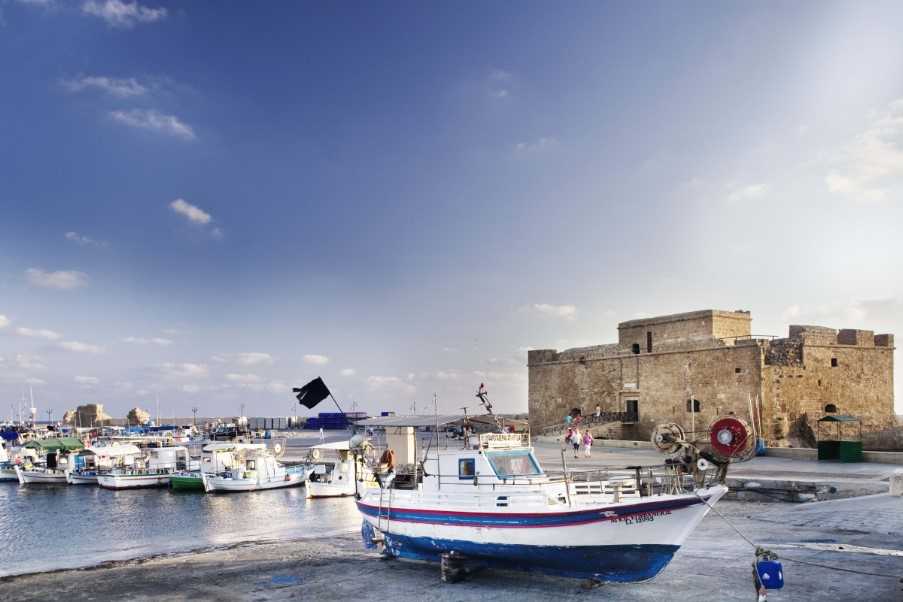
[583,430,593,458]
[564,413,573,427]
[571,427,581,459]
[594,404,601,420]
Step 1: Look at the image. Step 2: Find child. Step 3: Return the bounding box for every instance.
[583,430,593,458]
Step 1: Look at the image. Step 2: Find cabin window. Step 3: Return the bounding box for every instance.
[831,357,838,367]
[485,451,542,478]
[458,458,475,479]
[686,399,701,413]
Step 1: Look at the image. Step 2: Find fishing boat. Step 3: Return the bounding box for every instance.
[97,446,190,489]
[66,444,143,485]
[15,437,84,485]
[201,444,307,492]
[356,412,750,583]
[0,440,19,481]
[305,440,373,498]
[171,442,266,492]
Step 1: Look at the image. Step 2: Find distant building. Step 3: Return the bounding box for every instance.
[528,309,895,447]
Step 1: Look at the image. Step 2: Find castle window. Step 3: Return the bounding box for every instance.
[632,343,640,354]
[831,357,838,367]
[646,331,653,353]
[686,399,701,413]
[824,404,837,413]
[735,367,742,374]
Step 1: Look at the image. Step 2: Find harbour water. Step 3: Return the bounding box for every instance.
[0,483,360,578]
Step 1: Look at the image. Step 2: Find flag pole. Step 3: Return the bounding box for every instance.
[328,392,345,415]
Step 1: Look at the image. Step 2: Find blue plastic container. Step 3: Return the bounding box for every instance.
[756,559,784,589]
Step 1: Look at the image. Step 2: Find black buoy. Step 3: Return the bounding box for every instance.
[440,551,466,583]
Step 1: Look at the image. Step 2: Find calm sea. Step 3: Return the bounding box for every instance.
[0,482,361,577]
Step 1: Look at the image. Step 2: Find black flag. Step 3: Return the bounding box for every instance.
[294,377,331,409]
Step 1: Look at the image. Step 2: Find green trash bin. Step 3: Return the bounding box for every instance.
[817,415,863,463]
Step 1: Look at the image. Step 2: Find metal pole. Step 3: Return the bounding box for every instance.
[434,393,440,491]
[560,448,572,508]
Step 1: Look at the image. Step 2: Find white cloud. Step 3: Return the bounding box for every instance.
[169,198,211,224]
[826,98,903,203]
[59,340,103,354]
[235,352,274,366]
[488,68,512,100]
[225,373,260,384]
[266,381,290,394]
[727,184,768,203]
[532,303,577,320]
[110,109,195,140]
[65,231,107,247]
[781,304,801,322]
[0,315,8,329]
[81,0,166,28]
[181,384,201,393]
[16,327,62,340]
[160,362,208,378]
[25,377,46,386]
[16,354,47,371]
[367,375,416,395]
[26,268,88,290]
[62,75,146,98]
[340,368,356,377]
[303,354,330,365]
[74,375,99,385]
[514,137,559,153]
[435,370,460,380]
[123,336,172,346]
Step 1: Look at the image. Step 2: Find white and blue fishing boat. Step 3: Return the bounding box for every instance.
[356,415,743,583]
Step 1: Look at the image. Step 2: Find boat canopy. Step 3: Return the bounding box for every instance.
[201,442,267,453]
[310,440,354,451]
[22,437,84,452]
[354,415,464,428]
[84,444,142,457]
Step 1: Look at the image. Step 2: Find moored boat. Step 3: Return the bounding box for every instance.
[201,444,308,493]
[97,446,190,490]
[67,443,143,485]
[305,440,373,498]
[15,465,69,484]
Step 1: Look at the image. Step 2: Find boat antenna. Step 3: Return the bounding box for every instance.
[476,383,504,433]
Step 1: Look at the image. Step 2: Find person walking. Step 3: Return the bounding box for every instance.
[582,430,593,458]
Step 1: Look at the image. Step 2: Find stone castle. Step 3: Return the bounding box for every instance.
[528,309,895,447]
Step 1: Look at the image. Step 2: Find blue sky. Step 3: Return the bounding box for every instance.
[1,0,902,420]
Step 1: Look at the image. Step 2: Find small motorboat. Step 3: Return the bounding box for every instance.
[67,443,143,485]
[15,465,69,484]
[305,440,373,498]
[201,444,307,493]
[97,446,190,490]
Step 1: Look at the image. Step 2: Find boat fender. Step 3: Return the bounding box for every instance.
[311,448,321,461]
[697,458,712,472]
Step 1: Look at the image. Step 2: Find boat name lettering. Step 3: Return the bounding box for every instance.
[611,509,672,525]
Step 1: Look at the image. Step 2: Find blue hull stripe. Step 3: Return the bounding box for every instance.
[382,533,678,582]
[357,495,704,528]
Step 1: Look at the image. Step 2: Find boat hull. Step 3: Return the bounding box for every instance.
[358,484,726,582]
[97,473,172,489]
[0,467,18,481]
[306,478,358,498]
[66,471,98,485]
[15,467,69,485]
[203,472,306,492]
[170,474,205,491]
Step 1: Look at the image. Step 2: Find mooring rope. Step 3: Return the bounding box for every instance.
[695,492,903,581]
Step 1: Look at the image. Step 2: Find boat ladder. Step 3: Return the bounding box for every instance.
[377,486,392,534]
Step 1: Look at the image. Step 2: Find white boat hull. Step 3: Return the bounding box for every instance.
[97,473,172,489]
[0,466,19,481]
[202,471,306,492]
[15,467,69,485]
[306,478,357,498]
[358,484,727,582]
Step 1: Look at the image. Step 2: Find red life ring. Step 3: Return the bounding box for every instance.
[709,416,751,458]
